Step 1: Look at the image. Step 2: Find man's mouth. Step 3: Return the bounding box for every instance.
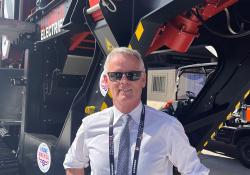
[120,89,132,93]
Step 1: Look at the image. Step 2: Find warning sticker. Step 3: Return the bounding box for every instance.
[37,143,51,173]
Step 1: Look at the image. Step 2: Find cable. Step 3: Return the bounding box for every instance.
[193,8,250,39]
[102,0,117,13]
[48,68,61,95]
[224,8,244,34]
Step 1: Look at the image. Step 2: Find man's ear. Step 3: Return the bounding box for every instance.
[103,74,109,86]
[100,73,109,97]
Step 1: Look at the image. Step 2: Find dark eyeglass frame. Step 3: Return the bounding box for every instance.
[107,71,143,81]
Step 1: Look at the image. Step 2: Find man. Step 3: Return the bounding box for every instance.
[63,47,209,175]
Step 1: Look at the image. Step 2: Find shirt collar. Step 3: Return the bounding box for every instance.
[113,102,143,125]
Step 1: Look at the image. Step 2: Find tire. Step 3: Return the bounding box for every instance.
[237,136,250,168]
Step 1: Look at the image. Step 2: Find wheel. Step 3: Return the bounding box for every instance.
[237,136,250,168]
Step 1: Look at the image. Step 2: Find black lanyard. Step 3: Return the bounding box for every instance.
[109,105,145,175]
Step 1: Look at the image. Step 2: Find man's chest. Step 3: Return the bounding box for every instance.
[85,124,171,175]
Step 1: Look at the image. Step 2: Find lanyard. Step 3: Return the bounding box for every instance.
[109,105,145,175]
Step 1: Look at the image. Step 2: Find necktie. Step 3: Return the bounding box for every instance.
[117,114,130,175]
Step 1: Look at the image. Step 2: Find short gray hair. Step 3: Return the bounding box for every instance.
[103,47,145,73]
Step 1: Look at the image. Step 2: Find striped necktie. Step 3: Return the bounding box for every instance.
[117,114,130,175]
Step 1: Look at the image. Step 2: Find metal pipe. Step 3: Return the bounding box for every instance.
[86,3,100,14]
[0,0,3,64]
[19,0,23,20]
[0,0,4,18]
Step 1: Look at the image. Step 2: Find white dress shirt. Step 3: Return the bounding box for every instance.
[63,102,209,175]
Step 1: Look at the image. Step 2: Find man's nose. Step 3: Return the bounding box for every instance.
[120,74,128,82]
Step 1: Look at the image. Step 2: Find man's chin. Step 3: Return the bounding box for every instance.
[116,95,133,103]
[120,96,132,101]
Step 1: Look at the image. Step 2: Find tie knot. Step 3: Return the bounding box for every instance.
[122,114,130,123]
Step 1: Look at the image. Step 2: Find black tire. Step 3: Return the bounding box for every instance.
[237,136,250,168]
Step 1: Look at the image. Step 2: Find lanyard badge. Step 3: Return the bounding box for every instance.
[109,105,145,175]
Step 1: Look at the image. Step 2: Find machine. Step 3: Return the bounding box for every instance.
[1,0,250,174]
[161,62,250,168]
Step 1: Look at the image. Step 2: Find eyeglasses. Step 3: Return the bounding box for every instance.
[107,71,143,81]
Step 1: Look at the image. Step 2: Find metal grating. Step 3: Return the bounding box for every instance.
[0,137,20,175]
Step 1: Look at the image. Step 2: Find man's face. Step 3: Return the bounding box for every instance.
[105,54,146,110]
